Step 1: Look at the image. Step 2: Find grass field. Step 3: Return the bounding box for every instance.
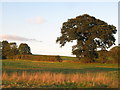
[1,60,119,88]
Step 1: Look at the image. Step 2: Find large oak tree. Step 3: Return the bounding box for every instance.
[56,14,117,61]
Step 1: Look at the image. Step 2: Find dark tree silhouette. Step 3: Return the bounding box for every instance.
[9,42,18,57]
[1,40,32,59]
[0,41,2,59]
[56,14,117,61]
[2,40,11,59]
[18,43,32,55]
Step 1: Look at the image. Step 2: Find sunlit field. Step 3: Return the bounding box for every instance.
[1,60,119,88]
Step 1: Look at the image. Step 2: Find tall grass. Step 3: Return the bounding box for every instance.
[2,71,118,88]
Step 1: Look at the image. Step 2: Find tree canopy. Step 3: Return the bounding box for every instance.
[2,41,11,59]
[18,43,32,55]
[1,40,32,59]
[56,14,117,60]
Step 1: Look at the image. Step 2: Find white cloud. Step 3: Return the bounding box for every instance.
[26,16,45,24]
[35,16,45,24]
[0,34,42,42]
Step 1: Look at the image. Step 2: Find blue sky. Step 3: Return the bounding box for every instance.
[0,2,118,56]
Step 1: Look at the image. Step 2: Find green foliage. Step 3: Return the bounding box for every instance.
[1,40,32,59]
[2,41,11,59]
[97,50,109,63]
[18,43,32,55]
[108,46,120,63]
[56,14,117,62]
[96,46,120,63]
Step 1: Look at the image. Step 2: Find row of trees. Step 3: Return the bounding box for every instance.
[0,40,63,62]
[0,40,32,59]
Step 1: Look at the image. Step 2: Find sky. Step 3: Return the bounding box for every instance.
[0,1,119,56]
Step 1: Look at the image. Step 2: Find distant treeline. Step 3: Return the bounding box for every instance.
[0,40,32,59]
[0,40,119,63]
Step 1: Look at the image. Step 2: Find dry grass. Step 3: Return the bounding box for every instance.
[2,71,118,88]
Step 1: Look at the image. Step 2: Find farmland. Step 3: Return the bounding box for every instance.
[1,59,119,88]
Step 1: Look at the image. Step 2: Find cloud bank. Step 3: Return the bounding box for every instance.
[26,16,45,24]
[0,34,42,42]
